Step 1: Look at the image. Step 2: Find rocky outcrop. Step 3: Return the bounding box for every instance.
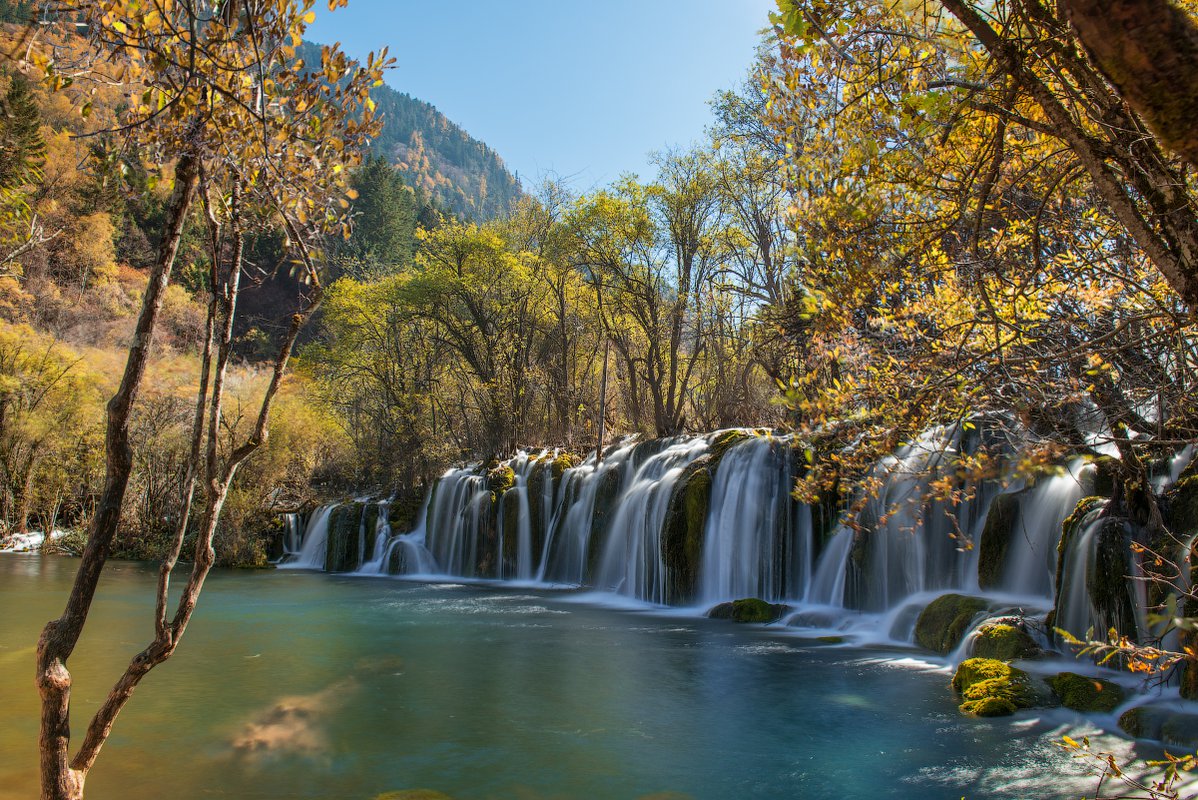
[977,492,1022,590]
[707,597,790,624]
[1048,671,1125,713]
[660,458,713,605]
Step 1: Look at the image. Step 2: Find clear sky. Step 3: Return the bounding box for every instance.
[310,0,776,191]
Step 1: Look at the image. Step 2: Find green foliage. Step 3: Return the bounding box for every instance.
[338,157,419,280]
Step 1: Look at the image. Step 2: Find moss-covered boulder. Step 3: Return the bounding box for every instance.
[1119,707,1198,750]
[914,594,991,655]
[551,451,576,484]
[952,658,1041,717]
[707,597,790,624]
[1118,705,1169,740]
[374,791,455,800]
[971,622,1042,661]
[1048,671,1125,713]
[978,492,1022,590]
[660,458,712,604]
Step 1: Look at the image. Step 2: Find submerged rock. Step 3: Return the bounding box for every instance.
[914,594,991,655]
[971,621,1042,661]
[1048,671,1125,713]
[374,792,455,800]
[952,658,1042,717]
[707,597,790,624]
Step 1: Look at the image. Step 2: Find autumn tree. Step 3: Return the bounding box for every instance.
[4,3,388,798]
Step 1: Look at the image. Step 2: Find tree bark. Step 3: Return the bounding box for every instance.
[1060,0,1198,172]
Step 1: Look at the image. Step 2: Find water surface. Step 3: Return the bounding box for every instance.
[0,556,1157,799]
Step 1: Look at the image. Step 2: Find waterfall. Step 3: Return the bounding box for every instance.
[279,505,336,570]
[698,435,809,604]
[277,427,1187,664]
[593,436,709,603]
[281,512,304,558]
[359,501,392,573]
[997,460,1087,597]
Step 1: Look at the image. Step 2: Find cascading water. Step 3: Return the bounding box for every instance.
[280,426,1186,670]
[997,460,1088,597]
[593,436,710,603]
[698,435,810,604]
[280,504,336,569]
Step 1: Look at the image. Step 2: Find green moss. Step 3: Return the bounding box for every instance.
[707,429,754,466]
[488,463,515,498]
[816,635,846,644]
[374,791,455,800]
[914,594,991,655]
[1088,518,1139,639]
[551,451,576,483]
[660,458,712,604]
[972,622,1042,661]
[977,492,1021,590]
[952,658,1039,717]
[707,597,789,624]
[1048,672,1125,713]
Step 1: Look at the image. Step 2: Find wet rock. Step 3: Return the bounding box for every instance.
[977,492,1022,590]
[374,791,455,800]
[914,593,991,655]
[660,458,713,605]
[1048,671,1125,713]
[325,502,364,573]
[707,597,790,624]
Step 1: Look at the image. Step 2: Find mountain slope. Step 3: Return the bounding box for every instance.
[299,41,522,221]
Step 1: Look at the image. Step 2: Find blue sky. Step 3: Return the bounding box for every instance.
[310,0,776,190]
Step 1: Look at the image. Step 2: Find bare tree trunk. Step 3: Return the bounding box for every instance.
[34,152,200,800]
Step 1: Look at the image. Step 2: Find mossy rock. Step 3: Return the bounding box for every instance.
[325,502,364,573]
[374,791,455,800]
[1048,671,1125,713]
[977,492,1022,590]
[952,658,1041,717]
[551,451,577,484]
[1088,517,1140,640]
[816,635,846,644]
[1118,706,1170,740]
[1165,475,1198,541]
[972,622,1042,661]
[1051,496,1107,635]
[707,429,754,467]
[914,594,991,655]
[707,597,790,624]
[660,458,712,604]
[488,463,515,497]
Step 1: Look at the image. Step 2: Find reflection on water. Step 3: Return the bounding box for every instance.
[0,555,1158,800]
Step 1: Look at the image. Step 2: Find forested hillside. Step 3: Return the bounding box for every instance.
[296,41,522,221]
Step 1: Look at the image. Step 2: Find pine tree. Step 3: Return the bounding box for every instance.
[0,74,45,195]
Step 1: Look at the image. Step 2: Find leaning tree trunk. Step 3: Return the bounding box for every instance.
[34,152,200,800]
